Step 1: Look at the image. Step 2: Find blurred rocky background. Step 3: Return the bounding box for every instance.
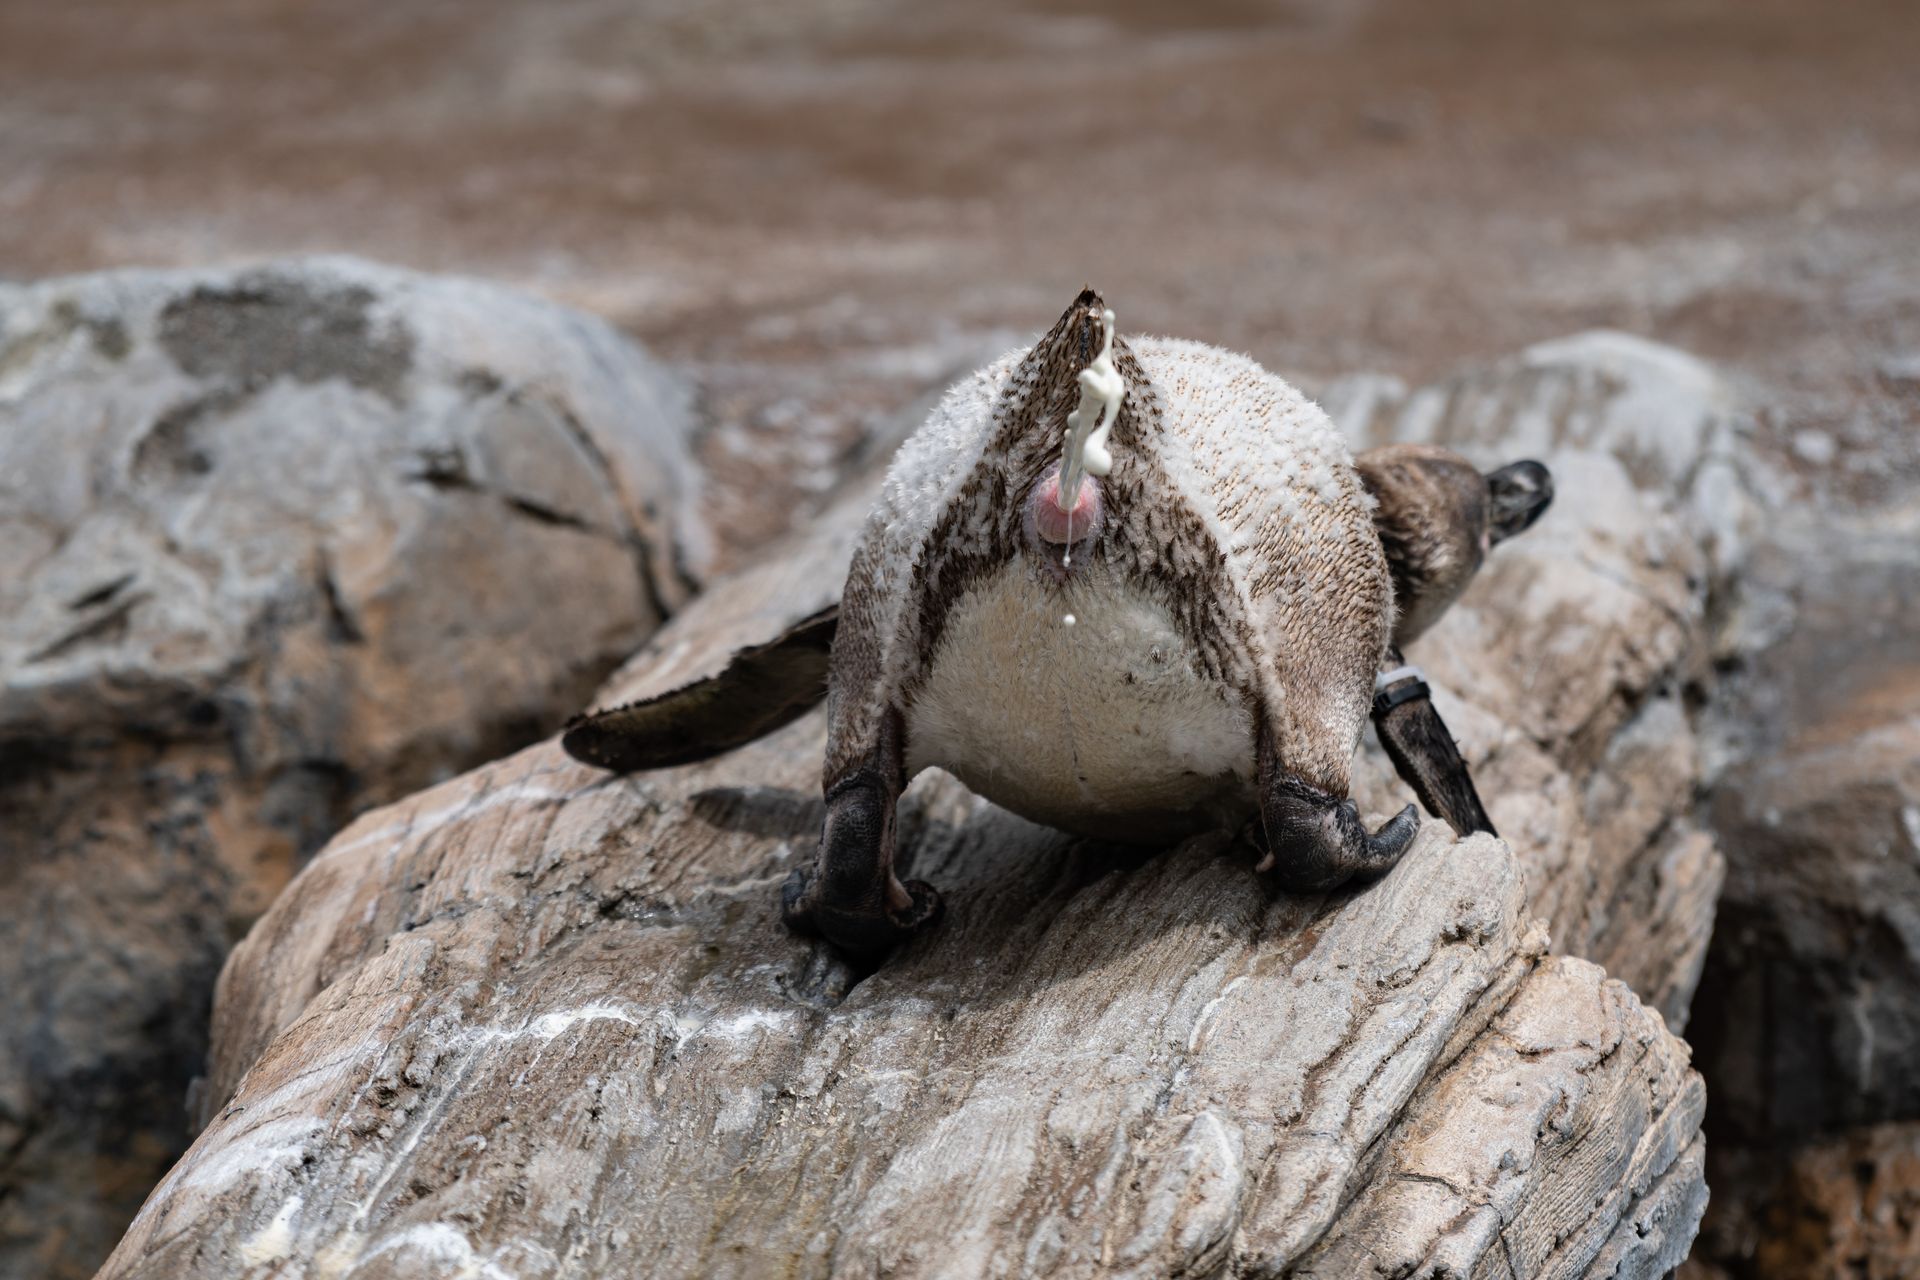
[2,1,1916,1277]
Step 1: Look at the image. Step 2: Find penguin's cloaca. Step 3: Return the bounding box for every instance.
[564,292,1553,960]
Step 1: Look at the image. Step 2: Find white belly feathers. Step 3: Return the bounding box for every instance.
[905,558,1255,841]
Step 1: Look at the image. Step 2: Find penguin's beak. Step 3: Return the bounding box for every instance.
[1485,460,1553,545]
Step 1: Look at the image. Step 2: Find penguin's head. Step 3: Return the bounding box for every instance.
[1356,444,1554,646]
[1485,459,1554,545]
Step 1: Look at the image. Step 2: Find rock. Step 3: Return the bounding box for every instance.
[1295,959,1707,1279]
[1698,658,1920,1140]
[1685,499,1920,1273]
[100,337,1736,1278]
[1726,1123,1919,1280]
[0,258,705,1280]
[102,509,1703,1280]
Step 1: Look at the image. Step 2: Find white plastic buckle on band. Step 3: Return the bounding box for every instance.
[1374,664,1425,692]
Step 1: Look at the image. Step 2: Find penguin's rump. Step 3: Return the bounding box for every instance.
[905,558,1254,844]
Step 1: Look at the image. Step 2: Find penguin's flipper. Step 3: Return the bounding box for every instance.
[562,604,839,772]
[1372,663,1496,838]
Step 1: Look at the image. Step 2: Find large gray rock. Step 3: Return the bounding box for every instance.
[1690,500,1920,1138]
[99,335,1747,1278]
[1684,498,1920,1275]
[1296,959,1707,1279]
[0,258,705,1280]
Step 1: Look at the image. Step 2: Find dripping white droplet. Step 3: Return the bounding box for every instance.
[1062,613,1077,627]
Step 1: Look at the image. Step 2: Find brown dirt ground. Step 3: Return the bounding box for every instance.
[3,0,1916,563]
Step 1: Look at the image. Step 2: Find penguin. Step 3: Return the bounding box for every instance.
[1353,443,1553,840]
[564,292,1553,959]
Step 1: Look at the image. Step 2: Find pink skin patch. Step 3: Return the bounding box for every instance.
[1026,468,1105,553]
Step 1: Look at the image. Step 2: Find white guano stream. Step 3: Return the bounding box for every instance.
[1057,305,1125,595]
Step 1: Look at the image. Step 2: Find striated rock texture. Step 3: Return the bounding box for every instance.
[99,335,1746,1278]
[0,258,704,1280]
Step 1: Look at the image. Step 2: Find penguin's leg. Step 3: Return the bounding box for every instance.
[1255,726,1420,894]
[781,708,943,961]
[1371,650,1497,838]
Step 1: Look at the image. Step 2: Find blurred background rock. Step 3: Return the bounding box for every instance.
[1,1,1916,1277]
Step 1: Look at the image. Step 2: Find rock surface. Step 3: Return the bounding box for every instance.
[1687,1122,1919,1280]
[100,337,1744,1278]
[1691,499,1920,1141]
[0,258,704,1280]
[1684,497,1920,1275]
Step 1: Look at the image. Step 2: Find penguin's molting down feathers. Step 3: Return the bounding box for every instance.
[564,292,1554,960]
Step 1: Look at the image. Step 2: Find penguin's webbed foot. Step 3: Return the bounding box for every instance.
[780,751,943,964]
[782,870,943,964]
[1256,770,1420,894]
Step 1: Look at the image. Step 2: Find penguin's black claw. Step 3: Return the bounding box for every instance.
[1257,751,1424,895]
[1361,804,1420,872]
[782,870,944,964]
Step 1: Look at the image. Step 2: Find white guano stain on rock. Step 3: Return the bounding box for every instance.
[353,1222,517,1280]
[237,1195,303,1269]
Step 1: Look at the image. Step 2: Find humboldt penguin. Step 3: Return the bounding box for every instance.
[564,292,1553,959]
